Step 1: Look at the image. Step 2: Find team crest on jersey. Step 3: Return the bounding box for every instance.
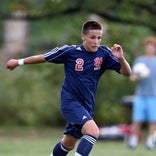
[94,57,103,70]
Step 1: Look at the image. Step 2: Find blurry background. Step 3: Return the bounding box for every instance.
[0,0,156,127]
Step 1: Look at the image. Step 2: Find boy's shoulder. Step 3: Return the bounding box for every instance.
[60,44,82,52]
[98,45,112,56]
[99,45,111,51]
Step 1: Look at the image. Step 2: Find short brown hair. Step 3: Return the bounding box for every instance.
[81,20,102,35]
[144,36,156,46]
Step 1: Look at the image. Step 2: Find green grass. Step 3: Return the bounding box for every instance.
[0,126,155,156]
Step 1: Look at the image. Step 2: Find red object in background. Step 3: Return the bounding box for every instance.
[98,124,142,141]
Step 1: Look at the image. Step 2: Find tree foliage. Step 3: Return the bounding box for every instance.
[0,0,155,126]
[0,0,156,32]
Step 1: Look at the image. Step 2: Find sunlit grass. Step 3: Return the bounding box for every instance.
[0,126,155,156]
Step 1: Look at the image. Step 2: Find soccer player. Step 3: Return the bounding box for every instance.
[6,20,131,156]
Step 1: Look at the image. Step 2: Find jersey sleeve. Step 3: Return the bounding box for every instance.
[102,46,121,73]
[44,45,70,63]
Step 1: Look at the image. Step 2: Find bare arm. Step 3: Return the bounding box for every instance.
[111,44,132,76]
[6,54,46,70]
[129,73,142,82]
[118,57,132,76]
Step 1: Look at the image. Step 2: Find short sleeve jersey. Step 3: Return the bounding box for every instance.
[44,45,121,115]
[133,56,156,96]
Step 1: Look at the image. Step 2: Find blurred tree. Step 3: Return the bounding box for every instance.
[0,0,156,32]
[0,0,155,126]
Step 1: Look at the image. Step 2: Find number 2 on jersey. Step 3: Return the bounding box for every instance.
[75,58,84,71]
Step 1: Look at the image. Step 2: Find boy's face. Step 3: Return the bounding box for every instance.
[145,42,156,56]
[81,29,102,52]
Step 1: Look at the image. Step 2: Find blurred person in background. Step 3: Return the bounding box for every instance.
[128,36,156,149]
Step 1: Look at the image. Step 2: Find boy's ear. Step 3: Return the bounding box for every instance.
[81,33,85,41]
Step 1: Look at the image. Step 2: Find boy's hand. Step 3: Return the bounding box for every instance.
[6,59,19,70]
[111,44,124,60]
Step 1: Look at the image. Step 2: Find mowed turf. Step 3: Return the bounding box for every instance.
[0,126,155,156]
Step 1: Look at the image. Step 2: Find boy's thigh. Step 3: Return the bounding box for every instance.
[147,97,156,122]
[133,96,146,121]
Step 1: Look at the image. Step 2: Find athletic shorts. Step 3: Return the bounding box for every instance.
[61,91,93,139]
[63,123,83,139]
[61,101,92,139]
[132,96,156,122]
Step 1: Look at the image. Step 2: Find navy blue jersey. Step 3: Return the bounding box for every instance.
[44,45,121,116]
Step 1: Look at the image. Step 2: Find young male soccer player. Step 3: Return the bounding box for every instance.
[6,20,131,156]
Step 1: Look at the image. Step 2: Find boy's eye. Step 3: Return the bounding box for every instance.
[90,36,96,39]
[90,36,101,40]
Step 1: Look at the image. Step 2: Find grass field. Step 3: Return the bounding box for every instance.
[0,126,155,156]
